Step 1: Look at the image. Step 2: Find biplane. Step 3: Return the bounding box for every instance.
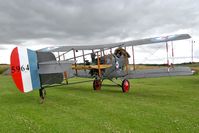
[10,34,192,101]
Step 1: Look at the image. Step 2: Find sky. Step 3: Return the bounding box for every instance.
[0,0,199,64]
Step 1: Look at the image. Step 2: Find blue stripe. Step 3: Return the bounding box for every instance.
[27,49,41,89]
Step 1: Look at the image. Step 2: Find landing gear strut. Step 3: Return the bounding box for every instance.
[93,79,102,90]
[39,87,46,103]
[122,79,130,92]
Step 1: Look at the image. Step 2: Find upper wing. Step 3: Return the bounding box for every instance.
[38,34,191,52]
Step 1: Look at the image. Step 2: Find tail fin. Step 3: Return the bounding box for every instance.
[10,47,41,93]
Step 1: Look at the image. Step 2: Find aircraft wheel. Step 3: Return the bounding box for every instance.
[93,79,102,90]
[122,79,130,92]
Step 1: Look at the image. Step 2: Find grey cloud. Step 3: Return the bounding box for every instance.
[0,0,198,46]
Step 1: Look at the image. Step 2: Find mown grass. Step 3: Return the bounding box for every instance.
[0,64,9,74]
[0,75,199,133]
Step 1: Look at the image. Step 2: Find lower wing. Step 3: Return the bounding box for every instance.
[71,64,112,70]
[126,66,194,79]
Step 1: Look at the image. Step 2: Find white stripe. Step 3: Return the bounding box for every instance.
[18,47,33,93]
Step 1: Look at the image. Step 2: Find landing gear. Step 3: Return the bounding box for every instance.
[92,78,130,92]
[122,79,130,92]
[39,87,46,103]
[93,79,102,90]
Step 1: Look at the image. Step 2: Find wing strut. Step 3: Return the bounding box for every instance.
[97,52,101,78]
[73,49,78,75]
[171,41,174,67]
[64,71,68,84]
[100,49,102,57]
[103,49,107,63]
[166,42,169,68]
[132,46,136,70]
[82,50,86,71]
[191,40,194,63]
[58,52,60,61]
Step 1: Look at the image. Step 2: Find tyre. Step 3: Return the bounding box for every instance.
[122,79,130,92]
[93,79,102,90]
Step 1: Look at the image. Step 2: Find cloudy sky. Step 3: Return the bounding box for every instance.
[0,0,199,64]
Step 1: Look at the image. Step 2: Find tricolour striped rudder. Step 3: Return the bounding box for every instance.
[10,47,41,93]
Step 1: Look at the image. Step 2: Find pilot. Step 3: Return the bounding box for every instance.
[116,52,122,58]
[91,53,96,63]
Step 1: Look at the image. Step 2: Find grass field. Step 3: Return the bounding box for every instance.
[0,64,9,74]
[0,75,199,132]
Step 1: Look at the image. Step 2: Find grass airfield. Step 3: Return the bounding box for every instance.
[0,64,9,74]
[0,75,199,133]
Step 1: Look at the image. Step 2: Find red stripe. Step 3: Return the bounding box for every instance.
[10,47,24,93]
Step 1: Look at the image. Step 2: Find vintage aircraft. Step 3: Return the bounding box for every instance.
[10,34,192,101]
